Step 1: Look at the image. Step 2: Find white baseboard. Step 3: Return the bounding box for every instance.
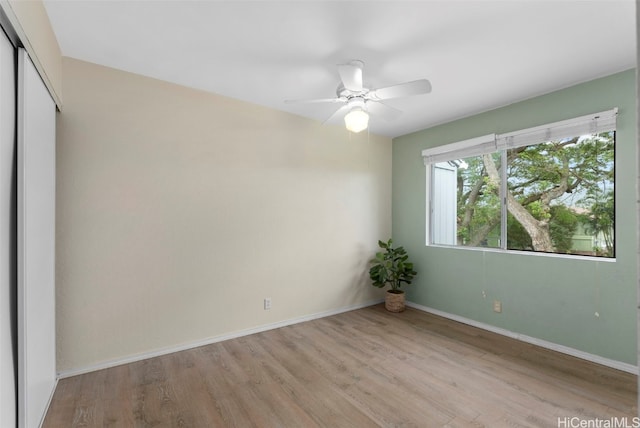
[57,299,384,379]
[59,299,636,379]
[406,301,638,375]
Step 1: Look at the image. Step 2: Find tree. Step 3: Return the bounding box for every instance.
[506,205,578,253]
[578,190,614,256]
[548,205,579,253]
[456,154,501,247]
[454,132,614,255]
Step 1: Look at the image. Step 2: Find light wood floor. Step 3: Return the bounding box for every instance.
[43,305,637,427]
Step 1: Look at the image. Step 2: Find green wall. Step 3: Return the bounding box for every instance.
[393,69,637,365]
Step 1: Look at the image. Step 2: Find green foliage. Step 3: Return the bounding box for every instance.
[578,189,614,257]
[528,201,550,222]
[507,206,578,252]
[453,131,614,256]
[549,205,579,253]
[506,213,531,250]
[456,153,501,247]
[369,239,417,292]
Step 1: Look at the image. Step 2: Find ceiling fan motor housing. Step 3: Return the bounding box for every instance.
[285,59,431,131]
[336,83,369,99]
[347,97,366,110]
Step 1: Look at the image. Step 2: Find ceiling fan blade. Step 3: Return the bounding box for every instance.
[284,97,345,104]
[337,60,364,92]
[369,79,432,100]
[365,100,402,121]
[323,104,350,125]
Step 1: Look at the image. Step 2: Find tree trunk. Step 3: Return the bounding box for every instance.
[506,193,555,251]
[482,154,555,252]
[468,213,501,247]
[458,175,486,245]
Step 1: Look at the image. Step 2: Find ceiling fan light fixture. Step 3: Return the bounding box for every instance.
[285,59,431,134]
[344,107,369,133]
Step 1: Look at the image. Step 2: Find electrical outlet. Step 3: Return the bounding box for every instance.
[493,300,502,313]
[264,298,271,310]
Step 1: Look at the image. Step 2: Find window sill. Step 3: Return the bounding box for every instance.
[426,243,616,262]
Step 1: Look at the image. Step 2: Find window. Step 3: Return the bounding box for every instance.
[423,109,616,258]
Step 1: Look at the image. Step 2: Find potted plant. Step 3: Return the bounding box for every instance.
[369,239,417,312]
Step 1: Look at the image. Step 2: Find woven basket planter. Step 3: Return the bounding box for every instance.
[385,290,406,312]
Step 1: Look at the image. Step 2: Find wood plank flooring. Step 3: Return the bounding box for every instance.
[43,305,637,427]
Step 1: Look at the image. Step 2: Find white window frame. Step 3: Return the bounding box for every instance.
[422,108,618,257]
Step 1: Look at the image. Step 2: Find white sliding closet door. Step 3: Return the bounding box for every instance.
[17,48,56,428]
[0,29,16,428]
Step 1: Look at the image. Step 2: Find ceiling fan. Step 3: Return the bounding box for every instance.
[285,60,432,133]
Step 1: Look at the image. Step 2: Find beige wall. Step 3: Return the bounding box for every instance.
[56,57,392,373]
[2,0,62,106]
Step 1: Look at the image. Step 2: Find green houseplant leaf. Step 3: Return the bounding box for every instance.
[368,239,417,292]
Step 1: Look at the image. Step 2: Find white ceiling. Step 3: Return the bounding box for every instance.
[43,0,636,138]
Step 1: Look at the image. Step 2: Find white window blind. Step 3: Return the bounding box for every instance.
[421,108,617,165]
[422,134,496,165]
[496,108,618,150]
